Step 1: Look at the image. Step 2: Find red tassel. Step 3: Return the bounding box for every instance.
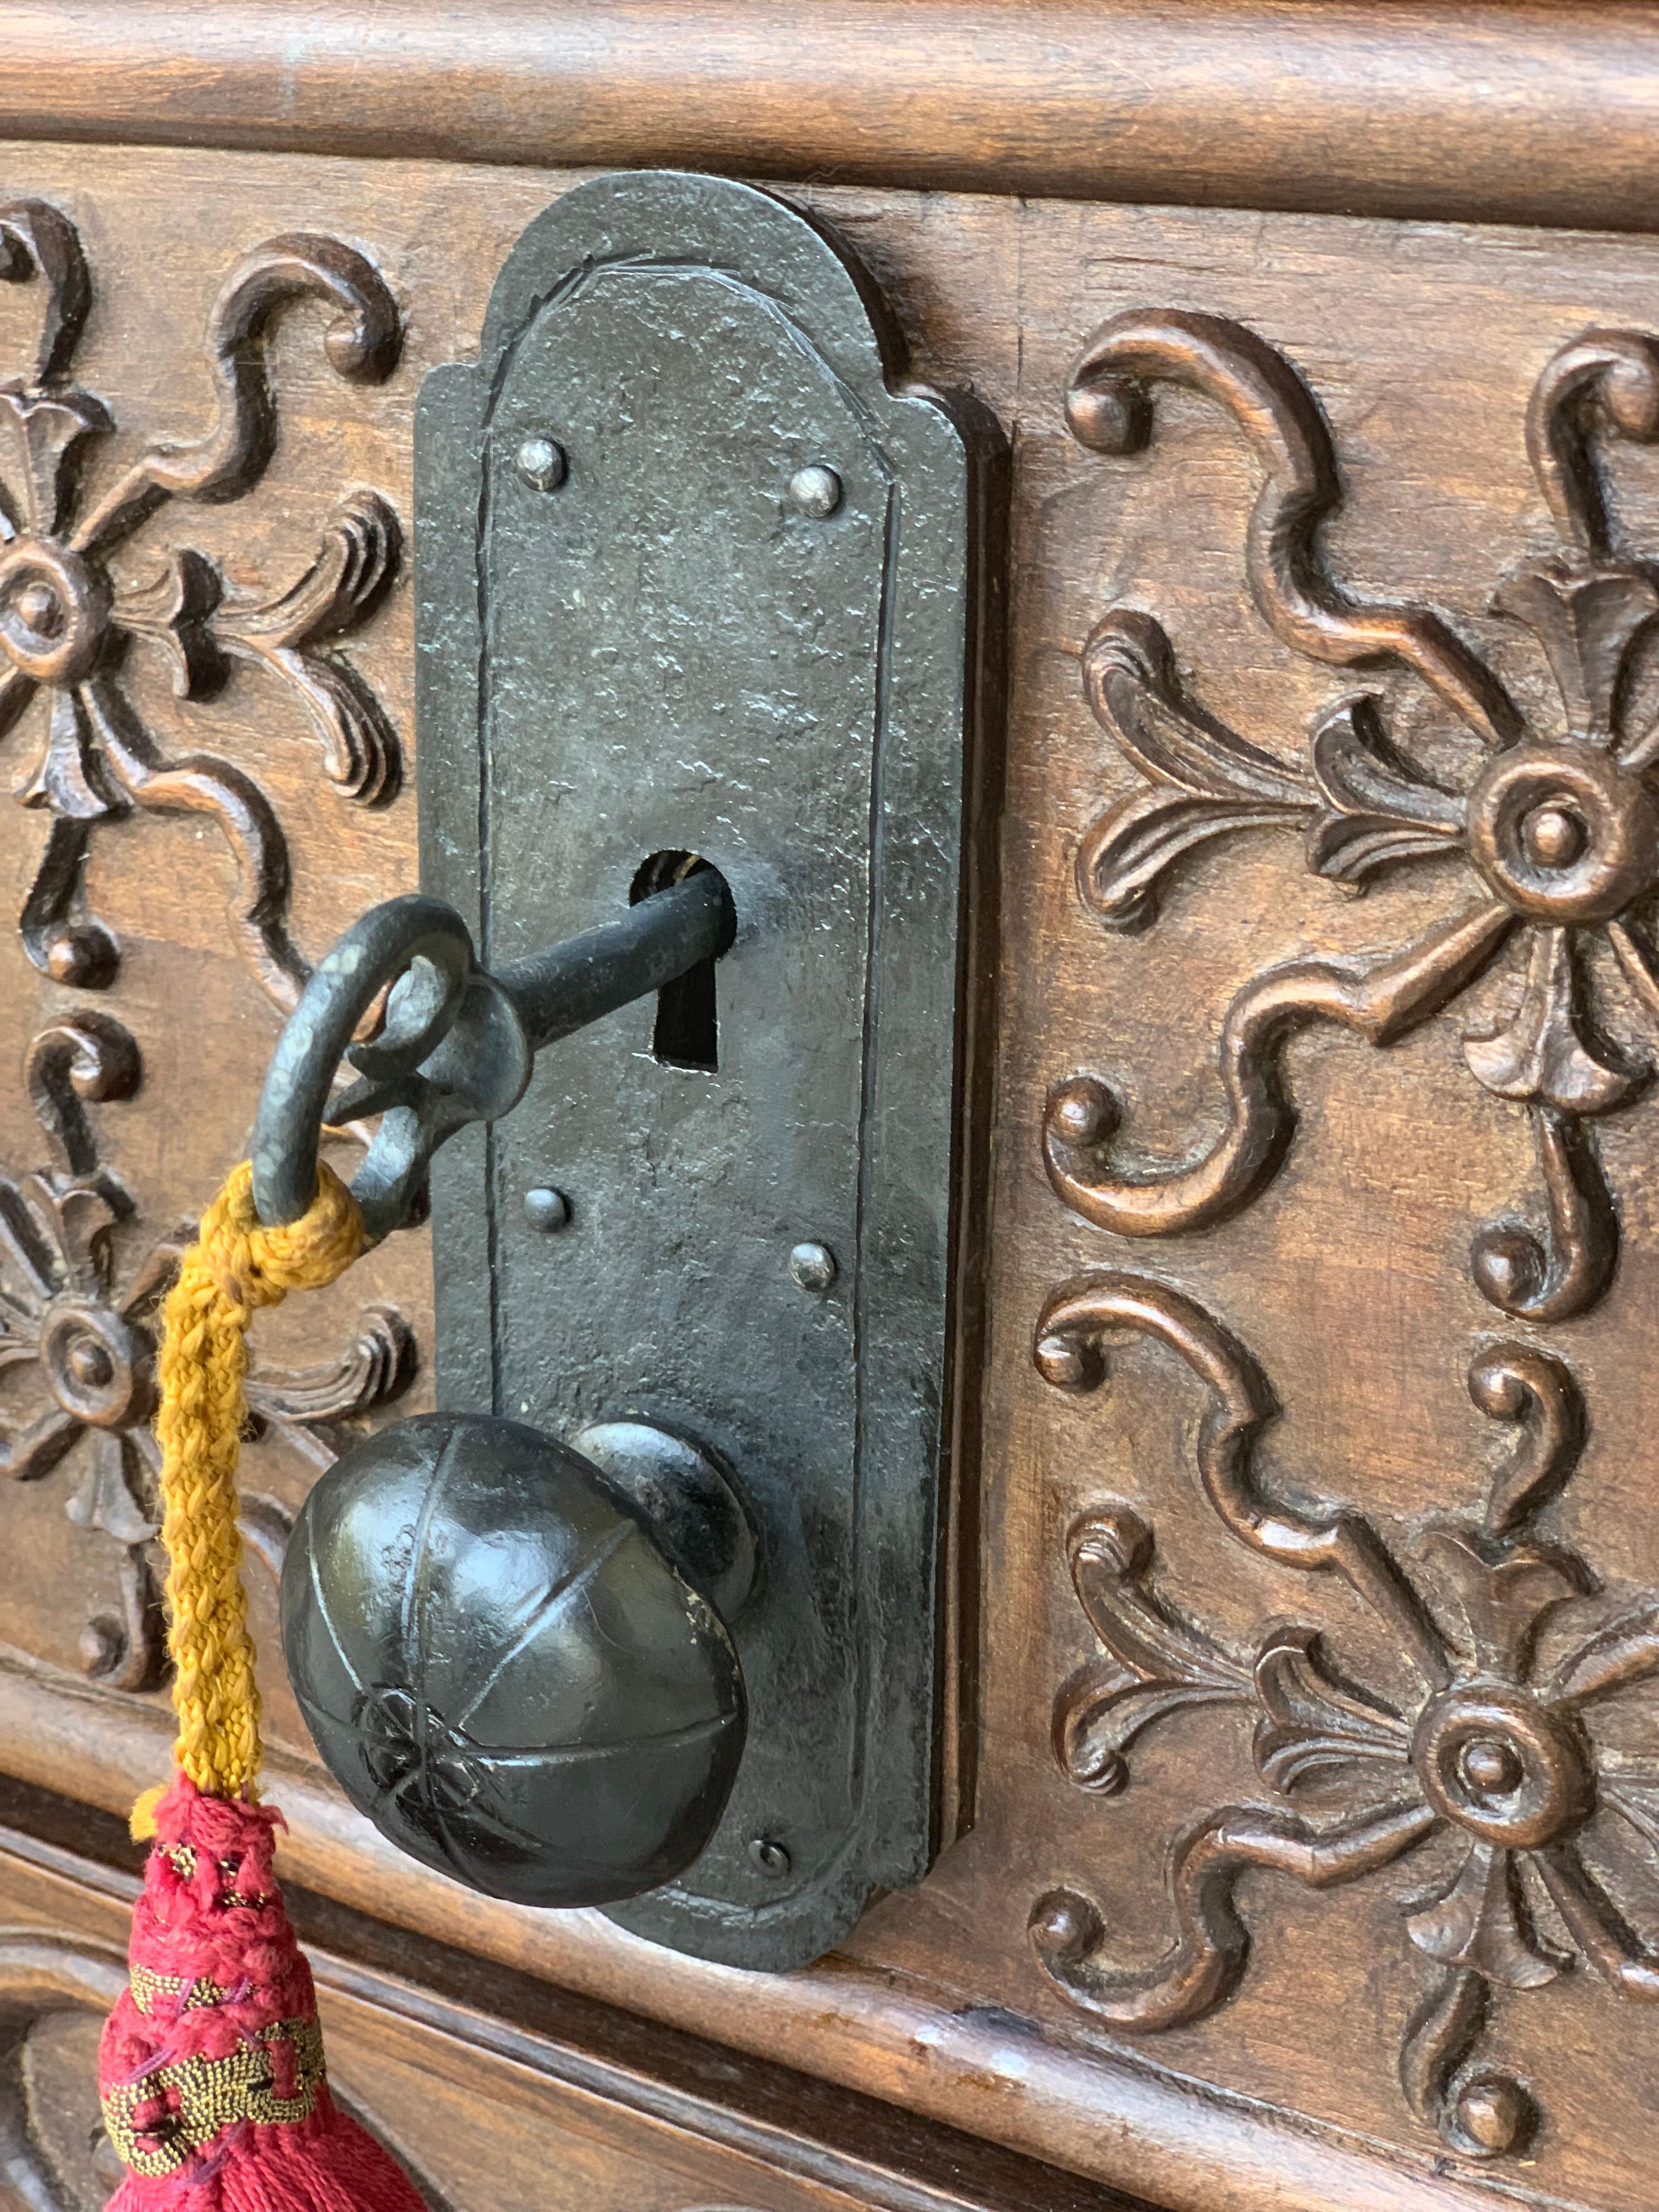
[100,1777,426,2211]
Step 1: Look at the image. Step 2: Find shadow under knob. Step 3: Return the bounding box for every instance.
[280,1411,747,1908]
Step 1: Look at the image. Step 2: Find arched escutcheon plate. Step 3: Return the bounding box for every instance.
[415,172,1002,1968]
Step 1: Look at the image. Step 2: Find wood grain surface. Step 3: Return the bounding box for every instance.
[3,134,1659,2212]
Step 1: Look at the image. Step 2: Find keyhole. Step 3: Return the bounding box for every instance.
[631,851,731,1072]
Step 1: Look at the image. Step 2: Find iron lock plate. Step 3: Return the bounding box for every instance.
[415,171,998,1970]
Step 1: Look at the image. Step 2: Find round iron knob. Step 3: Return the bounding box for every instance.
[280,1411,752,1908]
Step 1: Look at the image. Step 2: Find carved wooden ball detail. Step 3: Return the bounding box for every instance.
[280,1413,746,1908]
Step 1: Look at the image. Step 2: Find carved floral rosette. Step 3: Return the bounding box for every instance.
[0,197,417,1696]
[1030,1277,1659,2162]
[0,1012,414,1689]
[1035,312,1659,2164]
[1047,314,1659,1324]
[0,197,405,1003]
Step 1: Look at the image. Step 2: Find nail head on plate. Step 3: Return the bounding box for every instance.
[524,1186,571,1233]
[788,1240,837,1294]
[516,436,567,492]
[788,464,842,518]
[748,1836,792,1877]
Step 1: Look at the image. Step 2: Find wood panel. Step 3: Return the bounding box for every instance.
[911,195,1659,2212]
[0,1781,1143,2212]
[4,134,1659,2212]
[0,5,1656,234]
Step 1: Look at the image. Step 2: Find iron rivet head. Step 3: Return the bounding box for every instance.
[748,1836,792,1878]
[788,1240,837,1294]
[788,464,842,518]
[523,1187,571,1233]
[516,436,567,493]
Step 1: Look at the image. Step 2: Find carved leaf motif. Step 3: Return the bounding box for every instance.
[1421,1526,1588,1679]
[246,1302,416,1428]
[0,202,405,1002]
[1548,1598,1659,1708]
[1599,1775,1659,1853]
[219,489,399,648]
[0,1401,78,1483]
[1495,562,1659,746]
[0,663,35,746]
[262,653,398,805]
[1305,694,1466,888]
[1075,787,1301,933]
[1251,1623,1409,1793]
[1069,1509,1235,1679]
[114,550,225,700]
[1057,1506,1252,1793]
[1609,913,1659,1020]
[1062,312,1659,1327]
[64,1429,155,1547]
[1403,1843,1561,1989]
[211,492,403,804]
[1034,1287,1659,2160]
[1083,611,1313,802]
[0,1012,413,1694]
[1464,926,1640,1115]
[1077,609,1312,927]
[0,1178,64,1306]
[17,691,122,821]
[1,384,106,538]
[1041,296,1659,2159]
[1060,1678,1236,1793]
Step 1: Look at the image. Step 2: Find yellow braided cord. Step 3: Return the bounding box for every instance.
[151,1160,364,1808]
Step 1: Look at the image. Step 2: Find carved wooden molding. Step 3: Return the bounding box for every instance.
[0,198,404,1006]
[0,4,1655,239]
[1048,312,1659,1323]
[1031,1274,1659,2163]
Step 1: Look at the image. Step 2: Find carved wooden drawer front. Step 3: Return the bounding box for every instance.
[4,80,1659,2212]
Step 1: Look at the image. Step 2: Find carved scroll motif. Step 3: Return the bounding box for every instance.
[0,1017,414,1692]
[0,199,405,1006]
[1031,1277,1659,2160]
[1054,313,1659,1321]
